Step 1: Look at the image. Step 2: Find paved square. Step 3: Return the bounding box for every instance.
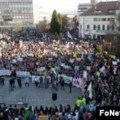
[0,78,82,107]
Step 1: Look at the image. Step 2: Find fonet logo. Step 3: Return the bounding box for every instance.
[96,106,120,120]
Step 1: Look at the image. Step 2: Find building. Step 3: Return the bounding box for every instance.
[78,1,120,39]
[77,3,93,16]
[0,0,33,29]
[77,0,97,16]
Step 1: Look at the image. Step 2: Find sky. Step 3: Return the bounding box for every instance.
[33,0,118,23]
[33,0,118,13]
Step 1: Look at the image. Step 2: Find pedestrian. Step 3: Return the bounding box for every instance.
[25,77,29,87]
[34,77,39,88]
[39,75,43,88]
[0,77,4,86]
[69,80,72,93]
[17,78,22,88]
[60,79,65,90]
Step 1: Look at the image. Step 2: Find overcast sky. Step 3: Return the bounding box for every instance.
[33,0,118,23]
[33,0,118,13]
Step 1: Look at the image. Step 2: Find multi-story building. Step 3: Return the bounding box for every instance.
[77,3,93,16]
[0,0,33,29]
[78,1,120,39]
[77,0,97,17]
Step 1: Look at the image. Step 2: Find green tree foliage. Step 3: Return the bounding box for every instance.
[61,15,70,32]
[105,12,120,57]
[50,10,62,34]
[115,12,120,57]
[117,13,120,31]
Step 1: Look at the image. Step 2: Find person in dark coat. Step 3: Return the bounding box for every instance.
[17,78,22,88]
[60,78,65,90]
[69,80,72,93]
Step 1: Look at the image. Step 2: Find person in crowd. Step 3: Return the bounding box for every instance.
[0,77,4,86]
[60,78,65,90]
[17,77,22,88]
[25,77,29,87]
[34,76,39,88]
[39,75,43,88]
[0,30,120,120]
[69,80,72,93]
[76,97,82,109]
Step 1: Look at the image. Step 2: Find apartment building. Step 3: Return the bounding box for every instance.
[0,0,33,29]
[78,1,120,39]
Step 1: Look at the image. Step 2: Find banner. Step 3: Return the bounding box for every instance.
[31,75,40,83]
[72,78,82,88]
[60,63,71,69]
[16,71,31,77]
[0,70,11,76]
[37,67,45,72]
[0,70,30,77]
[58,74,73,84]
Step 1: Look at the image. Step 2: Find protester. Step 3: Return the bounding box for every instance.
[17,77,22,88]
[69,80,72,93]
[0,30,120,120]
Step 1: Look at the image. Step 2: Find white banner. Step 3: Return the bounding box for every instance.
[16,71,31,77]
[72,78,82,88]
[31,75,40,83]
[0,69,31,77]
[37,67,45,72]
[58,74,73,84]
[0,70,11,76]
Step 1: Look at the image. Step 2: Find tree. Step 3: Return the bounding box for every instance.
[50,10,62,34]
[105,12,120,57]
[36,17,48,33]
[116,12,120,32]
[61,15,70,32]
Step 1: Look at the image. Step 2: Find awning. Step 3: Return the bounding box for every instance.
[95,30,112,35]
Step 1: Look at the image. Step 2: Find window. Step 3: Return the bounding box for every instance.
[102,18,106,21]
[94,10,102,14]
[98,25,100,30]
[94,18,100,21]
[102,25,105,30]
[108,10,115,14]
[108,18,110,21]
[107,25,110,30]
[94,18,97,21]
[80,25,82,30]
[111,18,114,21]
[87,25,90,29]
[93,25,96,30]
[0,22,4,25]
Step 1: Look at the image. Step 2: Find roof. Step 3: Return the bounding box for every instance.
[81,1,120,16]
[78,3,93,6]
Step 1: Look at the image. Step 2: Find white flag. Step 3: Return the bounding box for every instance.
[87,82,92,99]
[67,31,73,39]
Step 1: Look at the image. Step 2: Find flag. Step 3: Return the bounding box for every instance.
[51,68,56,75]
[67,31,73,39]
[87,82,92,99]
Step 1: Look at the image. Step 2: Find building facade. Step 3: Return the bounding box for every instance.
[77,3,93,16]
[78,1,120,39]
[0,0,33,29]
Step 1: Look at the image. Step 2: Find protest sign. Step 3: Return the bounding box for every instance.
[60,74,73,84]
[0,70,11,76]
[16,71,31,77]
[72,78,82,88]
[37,67,45,72]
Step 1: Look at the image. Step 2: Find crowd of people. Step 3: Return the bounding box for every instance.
[0,30,120,120]
[0,99,96,120]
